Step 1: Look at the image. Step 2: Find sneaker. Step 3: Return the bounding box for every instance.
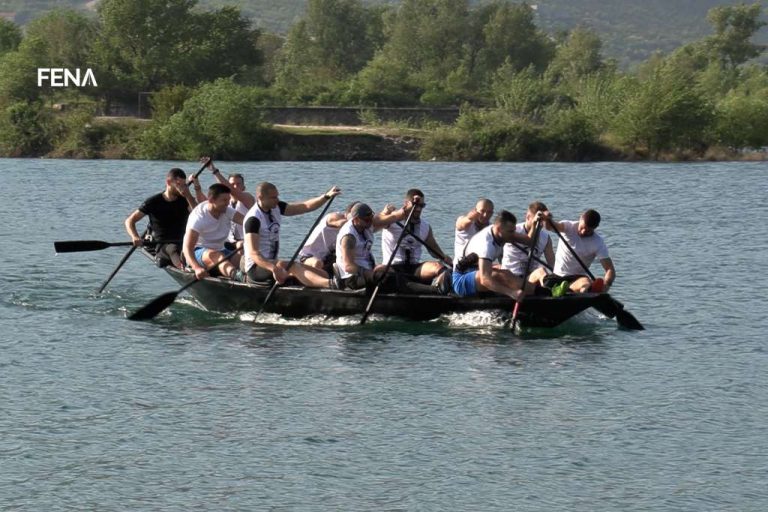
[230,269,246,282]
[552,281,570,297]
[432,270,452,295]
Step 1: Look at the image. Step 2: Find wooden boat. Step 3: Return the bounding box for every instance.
[150,252,628,328]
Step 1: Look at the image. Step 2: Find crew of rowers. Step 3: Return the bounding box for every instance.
[125,161,616,303]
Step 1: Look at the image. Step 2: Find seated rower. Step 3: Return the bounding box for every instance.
[452,210,531,301]
[206,161,255,248]
[336,203,391,290]
[298,202,358,275]
[183,183,246,280]
[544,209,615,293]
[125,167,199,269]
[378,189,452,290]
[243,181,342,287]
[454,198,494,262]
[501,201,555,291]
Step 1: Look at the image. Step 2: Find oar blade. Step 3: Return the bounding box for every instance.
[128,291,180,321]
[615,307,644,330]
[55,240,118,253]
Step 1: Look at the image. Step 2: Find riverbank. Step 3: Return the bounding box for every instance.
[6,115,768,162]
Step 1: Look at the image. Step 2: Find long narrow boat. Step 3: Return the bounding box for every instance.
[147,251,625,328]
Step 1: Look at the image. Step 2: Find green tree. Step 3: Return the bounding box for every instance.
[0,18,22,56]
[25,9,98,70]
[547,27,605,83]
[704,3,766,68]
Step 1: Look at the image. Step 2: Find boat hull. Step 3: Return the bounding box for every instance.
[161,265,613,328]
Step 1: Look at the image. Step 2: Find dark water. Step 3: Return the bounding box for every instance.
[1,159,766,510]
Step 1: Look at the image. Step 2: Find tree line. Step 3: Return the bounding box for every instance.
[0,0,766,160]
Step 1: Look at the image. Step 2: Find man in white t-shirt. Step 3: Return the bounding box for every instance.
[454,198,494,261]
[545,209,615,293]
[452,210,531,300]
[183,183,246,281]
[378,189,452,289]
[501,201,555,287]
[207,163,255,245]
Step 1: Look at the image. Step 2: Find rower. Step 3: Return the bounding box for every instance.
[335,202,390,290]
[378,189,452,290]
[454,198,494,262]
[204,160,255,248]
[297,202,358,275]
[544,209,615,293]
[124,167,200,269]
[242,181,342,288]
[452,210,530,300]
[183,183,246,281]
[501,201,555,291]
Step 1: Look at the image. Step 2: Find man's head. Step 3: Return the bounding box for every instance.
[492,210,518,242]
[404,188,425,221]
[345,201,361,218]
[228,173,245,192]
[207,183,232,214]
[475,198,494,227]
[349,202,374,229]
[165,168,187,196]
[578,209,601,237]
[256,182,279,210]
[525,201,548,226]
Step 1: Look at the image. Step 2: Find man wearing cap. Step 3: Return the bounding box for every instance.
[335,202,389,290]
[452,210,531,300]
[544,209,615,293]
[378,189,452,292]
[242,181,342,287]
[125,167,201,269]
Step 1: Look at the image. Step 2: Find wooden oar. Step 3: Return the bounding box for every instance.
[510,220,542,332]
[128,247,243,321]
[254,195,337,319]
[96,160,210,294]
[548,220,644,330]
[361,200,421,325]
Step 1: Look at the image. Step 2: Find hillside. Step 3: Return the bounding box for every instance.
[1,0,765,66]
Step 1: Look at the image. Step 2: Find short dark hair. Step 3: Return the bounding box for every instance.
[345,201,361,214]
[167,168,186,180]
[494,210,517,226]
[406,189,424,201]
[208,183,231,199]
[528,201,548,213]
[229,173,244,184]
[582,209,601,229]
[257,181,277,196]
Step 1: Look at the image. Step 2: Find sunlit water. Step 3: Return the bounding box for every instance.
[1,160,766,510]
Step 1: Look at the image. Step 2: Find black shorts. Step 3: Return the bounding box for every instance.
[246,264,273,284]
[391,262,421,275]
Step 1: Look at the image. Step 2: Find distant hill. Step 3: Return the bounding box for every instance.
[1,0,765,66]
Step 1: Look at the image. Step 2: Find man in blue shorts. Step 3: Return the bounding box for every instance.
[452,210,531,301]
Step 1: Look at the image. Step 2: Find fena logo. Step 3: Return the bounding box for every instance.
[37,68,98,87]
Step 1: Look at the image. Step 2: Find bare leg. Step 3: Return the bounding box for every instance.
[414,261,444,282]
[278,260,330,288]
[570,277,592,293]
[302,256,326,270]
[203,250,237,278]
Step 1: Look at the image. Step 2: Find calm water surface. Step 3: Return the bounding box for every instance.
[1,159,766,510]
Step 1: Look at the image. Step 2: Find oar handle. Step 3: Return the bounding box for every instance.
[393,221,449,265]
[188,158,212,184]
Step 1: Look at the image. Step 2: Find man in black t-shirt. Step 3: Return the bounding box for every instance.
[125,167,200,268]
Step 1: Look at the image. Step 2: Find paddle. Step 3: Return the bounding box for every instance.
[393,221,451,267]
[128,247,243,321]
[96,160,210,295]
[510,220,542,332]
[96,228,148,294]
[361,199,421,325]
[55,239,181,253]
[254,195,337,318]
[547,219,644,330]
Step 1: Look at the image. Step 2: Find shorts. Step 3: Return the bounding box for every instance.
[452,270,477,297]
[543,274,587,288]
[391,262,420,275]
[246,264,274,284]
[193,246,235,266]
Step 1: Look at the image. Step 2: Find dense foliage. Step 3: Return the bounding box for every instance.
[0,0,767,160]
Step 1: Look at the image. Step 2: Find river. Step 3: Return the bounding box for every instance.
[1,159,766,510]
